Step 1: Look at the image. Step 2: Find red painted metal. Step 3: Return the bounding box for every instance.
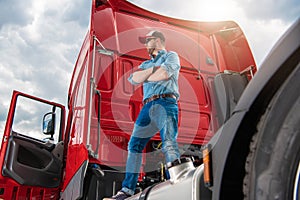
[63,0,255,189]
[0,0,256,199]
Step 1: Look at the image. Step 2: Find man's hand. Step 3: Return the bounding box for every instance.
[130,67,154,84]
[147,67,169,82]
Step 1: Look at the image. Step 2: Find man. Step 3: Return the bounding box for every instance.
[104,30,181,200]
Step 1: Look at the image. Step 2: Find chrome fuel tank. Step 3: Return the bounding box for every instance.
[127,158,211,200]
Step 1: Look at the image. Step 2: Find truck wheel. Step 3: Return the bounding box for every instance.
[243,63,300,200]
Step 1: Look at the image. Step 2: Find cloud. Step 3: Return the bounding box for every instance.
[236,0,300,22]
[0,0,91,88]
[0,0,91,135]
[0,0,34,28]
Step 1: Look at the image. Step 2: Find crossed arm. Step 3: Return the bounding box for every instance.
[129,52,180,84]
[130,66,169,84]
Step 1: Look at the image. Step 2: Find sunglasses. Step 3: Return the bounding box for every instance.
[145,37,157,44]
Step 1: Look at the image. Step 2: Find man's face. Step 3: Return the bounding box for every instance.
[145,37,157,55]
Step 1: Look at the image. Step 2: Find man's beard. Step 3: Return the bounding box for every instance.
[147,47,155,56]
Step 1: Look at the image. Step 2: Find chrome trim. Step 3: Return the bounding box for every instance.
[86,36,97,153]
[293,161,300,200]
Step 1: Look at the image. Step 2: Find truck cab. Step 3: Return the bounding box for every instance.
[0,0,260,199]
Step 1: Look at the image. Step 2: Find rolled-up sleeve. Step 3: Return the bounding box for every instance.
[160,51,180,78]
[128,74,140,85]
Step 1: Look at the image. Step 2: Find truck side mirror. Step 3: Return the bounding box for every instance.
[42,112,56,140]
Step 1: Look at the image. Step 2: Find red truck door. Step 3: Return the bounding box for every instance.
[0,90,65,200]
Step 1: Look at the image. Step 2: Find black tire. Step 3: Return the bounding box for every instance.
[243,62,300,200]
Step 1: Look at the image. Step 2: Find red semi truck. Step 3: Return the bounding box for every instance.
[0,0,299,199]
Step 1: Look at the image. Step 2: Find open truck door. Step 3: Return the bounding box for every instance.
[0,90,65,199]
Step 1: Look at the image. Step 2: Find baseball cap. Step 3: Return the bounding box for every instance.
[138,30,165,44]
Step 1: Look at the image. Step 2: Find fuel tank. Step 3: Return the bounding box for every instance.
[127,158,211,200]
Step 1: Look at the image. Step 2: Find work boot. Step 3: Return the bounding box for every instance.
[103,191,131,200]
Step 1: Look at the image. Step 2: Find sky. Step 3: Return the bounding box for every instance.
[0,0,299,136]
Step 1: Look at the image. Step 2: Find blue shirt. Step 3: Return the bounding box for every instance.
[128,50,180,101]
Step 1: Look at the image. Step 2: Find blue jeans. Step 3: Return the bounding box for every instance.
[121,97,180,195]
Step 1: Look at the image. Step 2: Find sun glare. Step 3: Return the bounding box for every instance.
[192,0,241,21]
[128,0,243,22]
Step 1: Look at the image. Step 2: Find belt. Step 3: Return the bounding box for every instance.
[143,94,177,104]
